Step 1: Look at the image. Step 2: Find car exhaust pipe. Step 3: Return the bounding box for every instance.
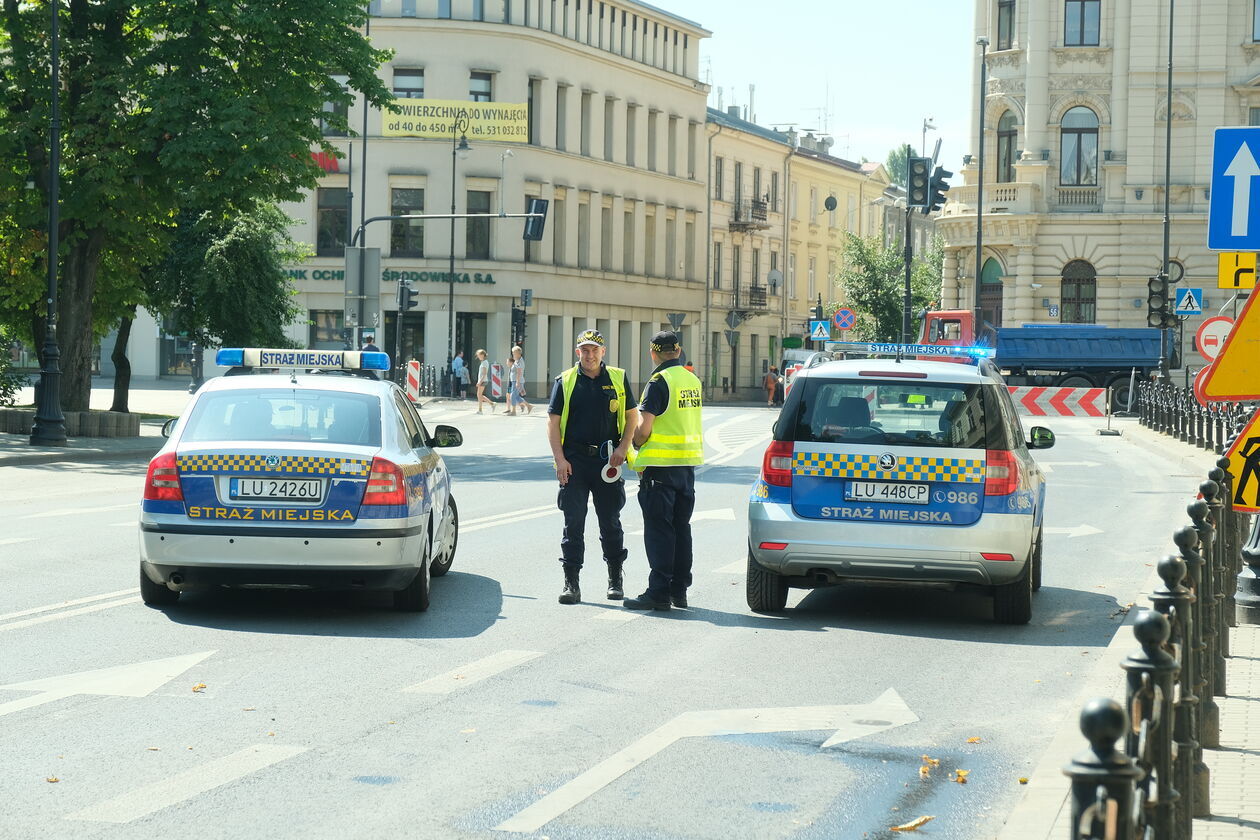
[169,572,184,585]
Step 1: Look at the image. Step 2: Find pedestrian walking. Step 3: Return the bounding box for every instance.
[451,351,468,399]
[360,334,381,380]
[475,349,495,414]
[509,346,532,415]
[624,330,704,611]
[547,330,638,604]
[763,366,778,407]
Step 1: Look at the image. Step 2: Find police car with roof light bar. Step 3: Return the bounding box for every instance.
[139,348,462,611]
[747,342,1055,624]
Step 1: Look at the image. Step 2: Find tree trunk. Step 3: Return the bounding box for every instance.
[109,306,136,413]
[57,229,107,411]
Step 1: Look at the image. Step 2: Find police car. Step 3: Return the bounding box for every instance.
[747,342,1054,624]
[139,348,461,611]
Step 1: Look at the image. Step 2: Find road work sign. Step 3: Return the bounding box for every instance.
[1224,409,1260,513]
[1218,252,1258,289]
[1199,288,1260,401]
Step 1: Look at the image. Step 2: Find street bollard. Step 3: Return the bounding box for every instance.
[1149,553,1203,829]
[1122,610,1180,839]
[1213,459,1240,632]
[1064,697,1146,840]
[1178,388,1191,444]
[1175,523,1220,752]
[1188,498,1221,700]
[1201,478,1231,685]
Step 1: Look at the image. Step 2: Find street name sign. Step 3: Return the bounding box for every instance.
[1223,409,1260,513]
[1199,289,1260,401]
[1196,315,1234,362]
[1218,252,1258,289]
[1175,287,1203,315]
[1209,127,1260,250]
[809,320,831,341]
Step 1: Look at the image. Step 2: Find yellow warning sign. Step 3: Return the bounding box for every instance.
[1218,253,1258,290]
[1200,289,1260,401]
[1224,408,1260,513]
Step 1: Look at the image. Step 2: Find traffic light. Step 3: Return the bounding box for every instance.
[511,306,526,345]
[523,198,549,241]
[1146,274,1175,329]
[907,156,931,209]
[923,166,953,214]
[397,281,419,312]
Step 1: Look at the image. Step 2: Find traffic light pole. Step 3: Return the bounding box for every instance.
[903,206,914,343]
[1158,0,1175,384]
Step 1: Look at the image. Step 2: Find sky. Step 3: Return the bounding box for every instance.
[663,0,977,175]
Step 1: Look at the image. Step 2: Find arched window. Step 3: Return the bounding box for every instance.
[1061,260,1097,323]
[997,111,1017,183]
[980,257,1004,328]
[1060,107,1098,185]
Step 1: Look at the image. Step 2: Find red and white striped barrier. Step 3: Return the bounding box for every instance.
[1007,385,1106,417]
[406,361,421,402]
[490,363,503,399]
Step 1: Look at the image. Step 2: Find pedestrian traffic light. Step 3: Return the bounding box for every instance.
[1147,274,1175,328]
[511,306,526,344]
[398,282,419,312]
[923,166,953,214]
[907,156,931,209]
[523,198,549,241]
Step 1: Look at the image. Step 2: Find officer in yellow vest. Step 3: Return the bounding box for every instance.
[546,329,638,605]
[624,330,704,611]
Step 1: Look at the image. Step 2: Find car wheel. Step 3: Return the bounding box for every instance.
[139,566,179,607]
[394,535,431,612]
[430,496,458,577]
[993,561,1033,625]
[1057,374,1094,389]
[746,550,789,613]
[1031,530,1043,592]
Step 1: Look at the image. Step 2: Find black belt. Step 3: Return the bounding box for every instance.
[565,444,602,457]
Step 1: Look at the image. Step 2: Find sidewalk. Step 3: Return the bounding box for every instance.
[1000,419,1260,838]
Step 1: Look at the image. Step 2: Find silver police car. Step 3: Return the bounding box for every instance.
[139,348,461,611]
[747,347,1054,624]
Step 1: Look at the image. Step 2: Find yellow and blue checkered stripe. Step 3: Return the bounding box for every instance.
[176,455,372,476]
[793,452,984,483]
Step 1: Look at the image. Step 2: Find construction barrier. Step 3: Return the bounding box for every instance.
[490,363,503,399]
[406,361,421,402]
[1007,385,1107,418]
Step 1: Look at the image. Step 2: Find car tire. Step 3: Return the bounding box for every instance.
[139,566,179,607]
[394,536,431,612]
[746,550,789,613]
[1056,374,1095,389]
[1031,530,1043,592]
[993,561,1033,625]
[430,496,458,577]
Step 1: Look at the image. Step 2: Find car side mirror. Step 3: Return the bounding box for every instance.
[161,418,177,438]
[1028,426,1055,450]
[431,424,463,448]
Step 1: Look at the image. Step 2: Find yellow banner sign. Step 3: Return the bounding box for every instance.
[382,99,528,143]
[1218,252,1258,290]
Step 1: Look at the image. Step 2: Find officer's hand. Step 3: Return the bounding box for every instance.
[555,457,572,486]
[609,449,626,468]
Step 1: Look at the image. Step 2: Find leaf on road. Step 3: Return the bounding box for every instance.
[951,769,969,784]
[460,728,476,734]
[890,815,934,832]
[46,777,60,783]
[1018,777,1029,784]
[146,747,160,751]
[242,707,256,712]
[192,683,206,693]
[966,736,982,744]
[918,755,939,779]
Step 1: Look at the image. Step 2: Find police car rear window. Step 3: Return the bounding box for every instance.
[786,378,993,449]
[181,390,382,446]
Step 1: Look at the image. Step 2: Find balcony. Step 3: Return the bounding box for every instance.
[941,182,1041,216]
[732,282,772,312]
[729,198,770,231]
[1052,186,1101,212]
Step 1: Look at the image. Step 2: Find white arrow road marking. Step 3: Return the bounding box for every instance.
[625,507,736,536]
[1036,460,1099,474]
[401,650,543,694]
[0,588,139,623]
[0,597,140,633]
[493,688,918,833]
[1043,524,1103,538]
[0,650,215,718]
[66,744,306,824]
[0,537,35,546]
[1227,142,1260,236]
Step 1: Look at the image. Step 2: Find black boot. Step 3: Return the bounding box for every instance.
[558,564,581,605]
[606,562,624,600]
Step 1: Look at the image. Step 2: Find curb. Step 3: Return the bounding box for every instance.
[0,439,163,467]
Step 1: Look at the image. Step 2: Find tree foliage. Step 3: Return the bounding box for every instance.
[885,145,910,187]
[834,232,944,342]
[0,1,392,409]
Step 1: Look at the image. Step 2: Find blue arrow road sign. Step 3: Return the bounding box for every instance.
[1175,287,1203,315]
[1209,127,1260,250]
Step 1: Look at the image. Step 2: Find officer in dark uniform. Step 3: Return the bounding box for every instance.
[624,330,704,611]
[547,329,638,604]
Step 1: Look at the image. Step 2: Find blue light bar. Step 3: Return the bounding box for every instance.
[215,348,392,371]
[359,351,390,371]
[828,341,995,359]
[216,348,245,367]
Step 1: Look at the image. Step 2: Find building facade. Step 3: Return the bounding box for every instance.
[939,0,1253,347]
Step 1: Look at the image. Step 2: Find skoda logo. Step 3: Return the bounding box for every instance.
[264,455,282,467]
[878,452,896,471]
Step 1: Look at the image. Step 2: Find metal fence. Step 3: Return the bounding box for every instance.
[1135,381,1254,454]
[1064,414,1260,838]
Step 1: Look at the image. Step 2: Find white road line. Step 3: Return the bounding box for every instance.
[0,588,141,623]
[401,650,544,694]
[22,503,135,520]
[591,610,642,622]
[0,597,140,632]
[66,744,307,824]
[0,537,35,546]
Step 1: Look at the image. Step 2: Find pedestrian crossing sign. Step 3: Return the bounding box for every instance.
[809,320,831,341]
[1175,287,1203,315]
[1223,408,1260,513]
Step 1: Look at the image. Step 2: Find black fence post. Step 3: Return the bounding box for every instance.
[1202,477,1231,689]
[1149,552,1200,833]
[1121,610,1179,838]
[1185,506,1222,752]
[1064,697,1145,840]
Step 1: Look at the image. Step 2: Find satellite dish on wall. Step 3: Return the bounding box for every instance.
[767,268,784,294]
[823,196,837,211]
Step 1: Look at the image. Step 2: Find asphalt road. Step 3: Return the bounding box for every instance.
[0,404,1203,839]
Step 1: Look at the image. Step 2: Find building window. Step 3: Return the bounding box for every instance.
[393,69,424,98]
[734,161,743,203]
[555,85,568,151]
[770,171,779,212]
[828,194,837,227]
[714,156,724,201]
[712,243,722,289]
[601,206,613,269]
[752,248,761,287]
[808,256,816,298]
[466,190,491,259]
[997,111,1017,183]
[1060,106,1098,185]
[470,72,493,102]
[753,167,762,203]
[320,75,349,137]
[1250,106,1260,126]
[1064,0,1099,47]
[625,105,637,167]
[789,253,797,297]
[316,187,348,257]
[809,187,817,223]
[390,188,424,257]
[309,310,344,349]
[997,0,1015,50]
[577,201,590,268]
[980,258,1005,328]
[1255,0,1260,41]
[528,78,540,145]
[647,110,658,171]
[1061,260,1097,323]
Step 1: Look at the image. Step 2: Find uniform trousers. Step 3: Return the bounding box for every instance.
[557,451,627,568]
[637,473,696,600]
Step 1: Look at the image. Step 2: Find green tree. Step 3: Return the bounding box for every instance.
[0,1,392,409]
[885,145,910,187]
[834,232,943,342]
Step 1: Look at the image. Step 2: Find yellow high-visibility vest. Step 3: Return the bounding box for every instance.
[558,364,628,445]
[633,364,703,469]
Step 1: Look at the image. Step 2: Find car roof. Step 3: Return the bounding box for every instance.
[195,373,395,397]
[796,358,999,385]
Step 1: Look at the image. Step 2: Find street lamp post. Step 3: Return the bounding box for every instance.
[31,0,66,446]
[1158,0,1175,382]
[447,112,470,397]
[973,36,989,325]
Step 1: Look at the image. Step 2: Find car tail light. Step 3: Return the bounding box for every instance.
[363,457,407,506]
[761,440,794,487]
[759,542,788,550]
[981,552,1015,562]
[984,449,1020,496]
[143,453,183,501]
